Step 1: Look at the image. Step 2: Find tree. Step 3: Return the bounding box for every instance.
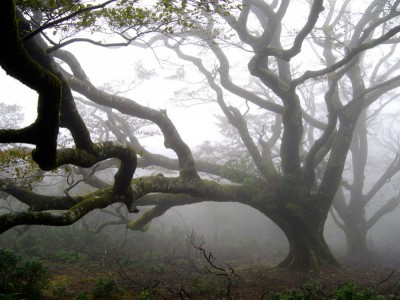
[332,108,400,256]
[1,0,400,270]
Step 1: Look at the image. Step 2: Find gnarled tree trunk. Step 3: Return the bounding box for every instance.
[256,178,339,270]
[272,207,338,270]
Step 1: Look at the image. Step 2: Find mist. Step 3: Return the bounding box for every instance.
[1,0,400,298]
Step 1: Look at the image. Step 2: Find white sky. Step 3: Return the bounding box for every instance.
[0,41,223,156]
[0,69,38,126]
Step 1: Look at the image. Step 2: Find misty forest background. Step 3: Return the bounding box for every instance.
[1,0,400,298]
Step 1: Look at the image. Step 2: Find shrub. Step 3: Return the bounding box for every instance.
[92,276,123,299]
[0,248,48,299]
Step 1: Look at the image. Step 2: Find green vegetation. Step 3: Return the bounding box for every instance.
[0,248,48,299]
[0,239,400,299]
[92,277,124,299]
[270,283,400,300]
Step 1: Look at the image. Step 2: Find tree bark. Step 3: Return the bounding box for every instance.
[273,208,339,270]
[256,177,339,270]
[344,222,369,256]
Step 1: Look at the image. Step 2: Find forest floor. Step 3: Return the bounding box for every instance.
[41,250,400,299]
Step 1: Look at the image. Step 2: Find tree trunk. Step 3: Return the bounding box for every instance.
[344,221,369,256]
[278,220,338,270]
[264,204,339,270]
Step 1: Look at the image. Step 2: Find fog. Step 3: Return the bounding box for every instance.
[2,0,400,297]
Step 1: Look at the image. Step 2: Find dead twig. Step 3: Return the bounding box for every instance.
[189,230,237,300]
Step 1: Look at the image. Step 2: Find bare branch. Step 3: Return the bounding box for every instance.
[367,195,400,229]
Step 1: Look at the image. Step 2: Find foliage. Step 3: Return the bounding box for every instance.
[270,288,316,300]
[0,248,48,299]
[138,290,150,300]
[0,103,24,129]
[92,276,124,299]
[16,0,242,44]
[57,249,80,263]
[48,275,74,298]
[270,283,396,300]
[1,227,400,298]
[0,104,44,190]
[0,147,43,187]
[75,291,91,300]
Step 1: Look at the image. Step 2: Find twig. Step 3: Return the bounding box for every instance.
[189,231,237,299]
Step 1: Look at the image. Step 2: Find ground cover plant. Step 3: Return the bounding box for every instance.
[1,226,400,299]
[0,248,48,299]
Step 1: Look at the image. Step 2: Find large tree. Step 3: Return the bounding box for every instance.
[1,0,400,270]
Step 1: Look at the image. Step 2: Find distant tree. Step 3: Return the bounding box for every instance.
[0,103,24,129]
[332,109,400,256]
[0,103,42,190]
[1,0,400,271]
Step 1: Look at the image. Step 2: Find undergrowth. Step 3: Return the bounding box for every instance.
[0,248,48,299]
[1,228,399,299]
[269,282,400,300]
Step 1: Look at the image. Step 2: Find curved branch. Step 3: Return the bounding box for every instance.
[293,25,400,87]
[366,195,400,229]
[130,191,246,231]
[0,188,116,234]
[1,183,79,211]
[364,153,400,204]
[76,98,249,182]
[330,207,345,230]
[304,79,339,185]
[332,187,350,225]
[54,49,199,180]
[0,0,62,170]
[0,174,250,233]
[167,40,276,178]
[127,205,171,231]
[1,141,137,210]
[273,0,325,61]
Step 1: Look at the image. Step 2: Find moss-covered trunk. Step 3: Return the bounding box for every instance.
[277,213,338,270]
[259,181,339,270]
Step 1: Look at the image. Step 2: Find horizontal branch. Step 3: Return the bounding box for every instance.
[0,188,115,234]
[54,49,199,180]
[0,174,250,233]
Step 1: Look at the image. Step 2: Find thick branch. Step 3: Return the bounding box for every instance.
[54,49,199,180]
[366,195,400,229]
[304,78,339,184]
[0,188,115,234]
[167,41,276,178]
[0,0,62,169]
[364,154,400,204]
[266,0,325,61]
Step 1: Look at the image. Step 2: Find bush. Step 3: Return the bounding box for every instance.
[0,248,48,299]
[92,276,123,299]
[270,283,393,300]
